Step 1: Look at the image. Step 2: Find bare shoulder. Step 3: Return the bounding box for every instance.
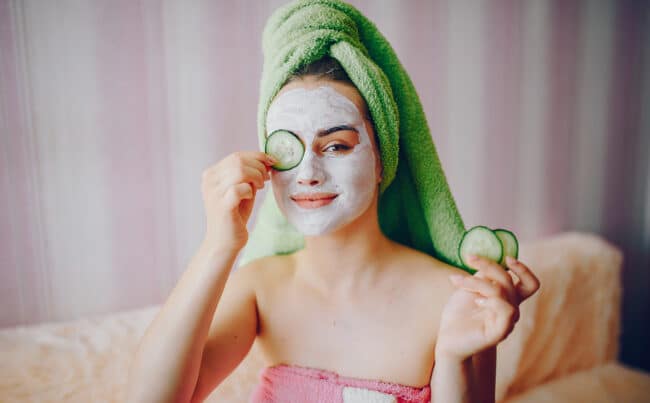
[387,242,469,303]
[232,253,295,294]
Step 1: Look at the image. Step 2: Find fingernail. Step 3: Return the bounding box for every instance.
[475,298,487,306]
[506,256,516,265]
[468,254,478,261]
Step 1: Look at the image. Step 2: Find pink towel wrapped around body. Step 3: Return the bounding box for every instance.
[249,364,431,403]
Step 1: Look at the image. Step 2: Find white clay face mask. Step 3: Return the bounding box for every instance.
[266,85,378,236]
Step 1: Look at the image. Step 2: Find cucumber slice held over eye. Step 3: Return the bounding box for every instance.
[494,229,519,265]
[265,129,305,171]
[458,226,503,270]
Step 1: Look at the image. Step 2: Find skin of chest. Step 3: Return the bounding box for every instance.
[252,256,455,387]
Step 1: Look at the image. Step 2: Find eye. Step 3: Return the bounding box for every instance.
[323,143,352,153]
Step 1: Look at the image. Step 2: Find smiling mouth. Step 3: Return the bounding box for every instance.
[290,193,339,209]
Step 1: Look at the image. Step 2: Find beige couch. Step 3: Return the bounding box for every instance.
[2,232,649,402]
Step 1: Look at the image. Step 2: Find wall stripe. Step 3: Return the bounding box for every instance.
[0,0,28,323]
[571,0,614,234]
[96,0,158,309]
[140,0,177,300]
[164,0,219,277]
[445,0,486,226]
[2,0,54,323]
[516,0,550,242]
[427,0,450,169]
[604,1,645,237]
[605,0,649,371]
[544,0,580,236]
[483,0,522,232]
[23,0,117,320]
[638,14,650,369]
[635,7,650,254]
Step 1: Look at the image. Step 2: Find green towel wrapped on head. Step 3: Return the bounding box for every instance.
[239,0,469,271]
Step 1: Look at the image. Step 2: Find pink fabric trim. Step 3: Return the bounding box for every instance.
[249,364,431,403]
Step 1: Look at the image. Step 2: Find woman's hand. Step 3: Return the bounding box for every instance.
[435,255,540,361]
[201,151,276,251]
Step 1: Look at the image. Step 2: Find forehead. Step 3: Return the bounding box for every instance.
[271,77,367,116]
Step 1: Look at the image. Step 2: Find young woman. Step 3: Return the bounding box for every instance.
[126,56,540,403]
[127,4,540,403]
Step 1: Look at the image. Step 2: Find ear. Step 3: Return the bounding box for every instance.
[376,160,383,184]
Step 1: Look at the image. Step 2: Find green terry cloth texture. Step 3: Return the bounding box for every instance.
[239,0,468,271]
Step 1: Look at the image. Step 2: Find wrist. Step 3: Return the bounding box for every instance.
[435,348,472,365]
[199,236,243,259]
[204,227,248,251]
[431,352,477,403]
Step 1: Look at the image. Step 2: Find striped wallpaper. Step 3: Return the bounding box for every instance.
[1,0,648,369]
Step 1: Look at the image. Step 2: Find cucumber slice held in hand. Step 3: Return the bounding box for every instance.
[265,129,305,171]
[494,229,519,265]
[458,226,504,270]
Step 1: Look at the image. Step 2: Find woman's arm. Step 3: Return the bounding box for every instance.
[431,353,477,403]
[189,257,260,402]
[125,241,253,403]
[126,152,273,403]
[430,346,496,403]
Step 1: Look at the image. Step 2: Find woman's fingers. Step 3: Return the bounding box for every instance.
[243,157,268,180]
[213,164,265,191]
[224,182,254,209]
[234,152,274,183]
[204,151,274,185]
[447,255,539,347]
[478,297,518,342]
[242,152,275,179]
[467,255,518,305]
[505,256,541,301]
[450,275,507,299]
[243,166,266,189]
[235,150,277,167]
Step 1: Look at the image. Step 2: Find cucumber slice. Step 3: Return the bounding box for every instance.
[265,130,304,171]
[458,226,503,270]
[494,229,519,265]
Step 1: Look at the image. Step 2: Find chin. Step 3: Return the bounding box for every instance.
[290,210,365,237]
[291,220,341,237]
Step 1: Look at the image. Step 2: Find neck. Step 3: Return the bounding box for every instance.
[294,197,394,295]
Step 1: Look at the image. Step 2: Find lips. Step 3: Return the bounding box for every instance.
[290,192,338,209]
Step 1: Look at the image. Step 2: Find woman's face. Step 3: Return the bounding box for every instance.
[266,78,382,236]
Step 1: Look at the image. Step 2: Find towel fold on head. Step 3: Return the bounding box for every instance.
[240,0,468,271]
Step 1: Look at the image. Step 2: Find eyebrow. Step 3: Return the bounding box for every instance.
[316,125,359,137]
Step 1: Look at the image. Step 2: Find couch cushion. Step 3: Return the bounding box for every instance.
[494,232,623,400]
[502,362,650,403]
[0,306,157,402]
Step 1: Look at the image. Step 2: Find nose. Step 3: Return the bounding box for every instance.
[296,153,325,186]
